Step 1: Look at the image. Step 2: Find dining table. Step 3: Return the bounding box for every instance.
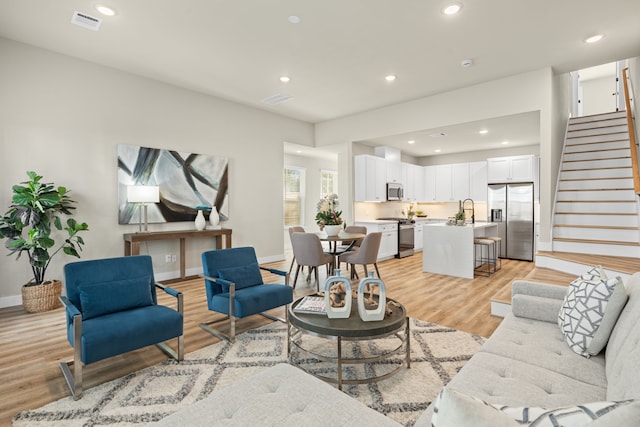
[316,231,366,274]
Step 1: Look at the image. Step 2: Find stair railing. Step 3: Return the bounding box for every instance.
[549,112,573,245]
[622,67,639,194]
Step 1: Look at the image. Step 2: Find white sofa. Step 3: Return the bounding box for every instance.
[155,272,640,426]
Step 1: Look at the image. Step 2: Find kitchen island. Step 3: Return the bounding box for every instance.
[422,222,498,279]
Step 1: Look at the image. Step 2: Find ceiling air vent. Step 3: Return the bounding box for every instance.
[261,93,293,106]
[71,11,103,31]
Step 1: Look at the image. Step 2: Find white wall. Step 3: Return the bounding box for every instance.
[0,38,313,304]
[581,76,617,116]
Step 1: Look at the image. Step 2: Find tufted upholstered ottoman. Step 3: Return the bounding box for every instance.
[153,363,400,426]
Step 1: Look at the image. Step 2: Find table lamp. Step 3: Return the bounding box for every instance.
[127,185,160,232]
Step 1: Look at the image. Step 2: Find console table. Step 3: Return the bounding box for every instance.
[123,228,232,280]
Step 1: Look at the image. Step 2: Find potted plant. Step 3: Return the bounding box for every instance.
[455,210,466,225]
[316,194,344,236]
[0,171,89,313]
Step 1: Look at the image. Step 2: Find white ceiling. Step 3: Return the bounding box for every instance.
[1,0,638,157]
[358,111,541,158]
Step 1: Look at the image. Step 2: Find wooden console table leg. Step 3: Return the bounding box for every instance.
[125,241,141,256]
[179,237,186,279]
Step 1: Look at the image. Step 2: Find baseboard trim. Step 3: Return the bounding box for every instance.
[0,295,23,309]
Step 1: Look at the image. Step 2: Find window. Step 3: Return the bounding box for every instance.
[320,169,338,197]
[283,167,305,226]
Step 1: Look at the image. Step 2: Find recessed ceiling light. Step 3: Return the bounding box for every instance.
[461,59,473,68]
[385,75,397,82]
[95,5,116,16]
[442,3,462,15]
[408,140,415,144]
[435,149,442,153]
[479,129,488,135]
[585,34,604,44]
[288,15,301,24]
[279,76,291,83]
[501,141,509,145]
[296,150,303,153]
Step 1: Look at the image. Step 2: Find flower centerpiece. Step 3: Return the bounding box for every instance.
[402,204,416,220]
[316,193,343,236]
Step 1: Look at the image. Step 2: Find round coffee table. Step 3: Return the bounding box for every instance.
[287,295,410,390]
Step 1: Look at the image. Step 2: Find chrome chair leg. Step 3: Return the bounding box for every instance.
[60,313,83,400]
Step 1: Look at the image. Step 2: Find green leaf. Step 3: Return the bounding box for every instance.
[63,246,80,258]
[37,237,55,248]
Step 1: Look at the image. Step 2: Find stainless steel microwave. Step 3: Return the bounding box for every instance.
[386,182,403,201]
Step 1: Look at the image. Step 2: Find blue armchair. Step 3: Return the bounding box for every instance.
[201,247,293,341]
[60,255,184,400]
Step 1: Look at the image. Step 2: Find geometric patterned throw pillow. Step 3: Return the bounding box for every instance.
[558,268,627,357]
[493,400,636,426]
[430,387,638,427]
[558,266,606,329]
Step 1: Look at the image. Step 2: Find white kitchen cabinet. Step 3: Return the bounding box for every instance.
[487,155,535,183]
[414,165,425,201]
[414,223,423,251]
[469,161,488,201]
[435,164,452,201]
[423,165,436,201]
[451,163,470,201]
[354,155,386,202]
[402,163,424,202]
[355,221,398,261]
[374,146,401,183]
[402,163,415,201]
[434,163,469,202]
[379,223,398,260]
[386,160,402,184]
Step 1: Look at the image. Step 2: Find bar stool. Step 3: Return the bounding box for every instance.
[485,236,502,271]
[474,238,496,277]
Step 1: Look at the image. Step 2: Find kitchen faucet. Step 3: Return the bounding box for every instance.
[462,198,475,224]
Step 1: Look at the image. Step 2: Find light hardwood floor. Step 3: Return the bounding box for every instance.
[0,252,535,425]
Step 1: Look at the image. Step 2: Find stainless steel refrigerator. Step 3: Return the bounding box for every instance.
[487,183,534,261]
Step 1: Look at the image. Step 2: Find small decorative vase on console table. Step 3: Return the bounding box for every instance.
[194,209,206,230]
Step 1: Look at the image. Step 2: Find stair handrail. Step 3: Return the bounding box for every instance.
[622,67,639,194]
[549,112,573,245]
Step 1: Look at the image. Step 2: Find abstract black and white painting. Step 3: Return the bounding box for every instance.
[117,144,229,225]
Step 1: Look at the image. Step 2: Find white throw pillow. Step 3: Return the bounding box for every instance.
[558,269,627,357]
[430,388,638,427]
[558,266,606,329]
[430,388,518,427]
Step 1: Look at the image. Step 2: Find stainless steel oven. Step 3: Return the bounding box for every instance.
[378,217,415,258]
[397,222,415,258]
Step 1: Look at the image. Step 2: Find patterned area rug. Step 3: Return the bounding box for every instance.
[13,319,484,426]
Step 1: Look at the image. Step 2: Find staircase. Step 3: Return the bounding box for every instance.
[551,111,640,258]
[535,111,640,281]
[493,111,640,317]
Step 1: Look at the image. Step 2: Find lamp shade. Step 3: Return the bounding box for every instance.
[127,185,159,203]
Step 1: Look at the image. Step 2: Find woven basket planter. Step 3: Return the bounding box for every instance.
[21,280,62,313]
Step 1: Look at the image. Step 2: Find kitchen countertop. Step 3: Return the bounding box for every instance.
[354,219,399,224]
[423,222,495,229]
